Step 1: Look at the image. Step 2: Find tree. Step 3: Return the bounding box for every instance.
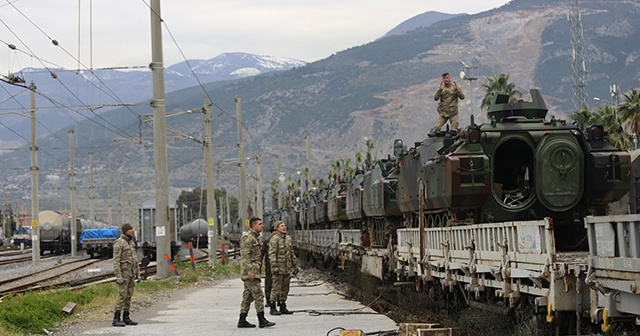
[618,89,640,142]
[569,103,593,129]
[480,73,522,110]
[176,187,238,225]
[364,138,375,170]
[574,104,632,150]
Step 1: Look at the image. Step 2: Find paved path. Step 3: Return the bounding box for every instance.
[59,277,398,336]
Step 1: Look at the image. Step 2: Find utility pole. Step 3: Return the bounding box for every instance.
[107,170,113,225]
[236,95,248,227]
[89,152,95,225]
[256,154,263,219]
[2,192,7,240]
[69,129,78,257]
[277,155,283,208]
[225,193,231,230]
[218,196,224,235]
[460,60,478,113]
[30,82,40,265]
[305,135,312,191]
[119,186,125,225]
[203,98,218,264]
[150,0,171,279]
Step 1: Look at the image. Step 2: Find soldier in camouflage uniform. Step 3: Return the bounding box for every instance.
[238,217,276,329]
[268,220,298,315]
[433,72,465,132]
[112,223,140,327]
[261,225,277,308]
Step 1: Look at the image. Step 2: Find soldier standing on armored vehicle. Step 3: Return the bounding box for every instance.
[237,217,275,329]
[433,72,465,132]
[268,220,298,315]
[112,223,140,327]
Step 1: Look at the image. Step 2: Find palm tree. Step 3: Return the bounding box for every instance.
[570,103,593,130]
[592,105,620,133]
[590,104,632,150]
[364,138,375,170]
[480,73,522,110]
[618,89,640,141]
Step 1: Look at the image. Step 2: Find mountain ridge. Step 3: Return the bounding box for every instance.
[2,0,640,219]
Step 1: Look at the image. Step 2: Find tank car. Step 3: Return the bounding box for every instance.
[39,210,74,255]
[179,219,209,248]
[39,211,109,255]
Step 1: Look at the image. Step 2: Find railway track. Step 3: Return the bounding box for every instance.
[0,250,62,266]
[0,258,101,296]
[0,248,239,297]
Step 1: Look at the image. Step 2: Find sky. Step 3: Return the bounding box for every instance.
[0,0,511,72]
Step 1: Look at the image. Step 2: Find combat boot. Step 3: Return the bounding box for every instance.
[122,311,138,325]
[269,302,281,316]
[237,313,255,328]
[112,311,125,327]
[279,302,293,315]
[257,312,275,328]
[265,299,270,308]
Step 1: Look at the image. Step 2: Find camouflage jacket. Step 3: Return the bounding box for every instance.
[113,234,139,279]
[434,83,465,117]
[268,232,297,275]
[240,230,262,281]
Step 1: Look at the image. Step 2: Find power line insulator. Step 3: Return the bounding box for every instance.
[52,40,59,46]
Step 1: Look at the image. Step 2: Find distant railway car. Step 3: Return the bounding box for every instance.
[223,218,244,247]
[80,227,121,258]
[11,227,32,247]
[138,198,181,261]
[39,210,109,255]
[179,219,209,248]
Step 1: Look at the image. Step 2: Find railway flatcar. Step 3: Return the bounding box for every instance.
[278,89,639,334]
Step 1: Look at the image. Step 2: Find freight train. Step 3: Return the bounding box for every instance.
[267,90,640,335]
[38,210,110,255]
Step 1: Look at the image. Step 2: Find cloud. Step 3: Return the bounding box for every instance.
[0,0,510,70]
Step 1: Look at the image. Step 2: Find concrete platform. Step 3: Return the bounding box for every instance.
[63,277,398,335]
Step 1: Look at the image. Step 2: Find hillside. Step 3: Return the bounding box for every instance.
[2,0,640,218]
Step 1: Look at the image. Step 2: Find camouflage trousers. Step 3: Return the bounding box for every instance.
[433,113,459,131]
[115,276,135,311]
[270,274,291,304]
[240,279,264,314]
[264,266,273,303]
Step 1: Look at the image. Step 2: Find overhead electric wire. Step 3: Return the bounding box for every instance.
[1,2,149,143]
[142,0,265,155]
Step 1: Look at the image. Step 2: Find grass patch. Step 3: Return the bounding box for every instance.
[0,262,240,335]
